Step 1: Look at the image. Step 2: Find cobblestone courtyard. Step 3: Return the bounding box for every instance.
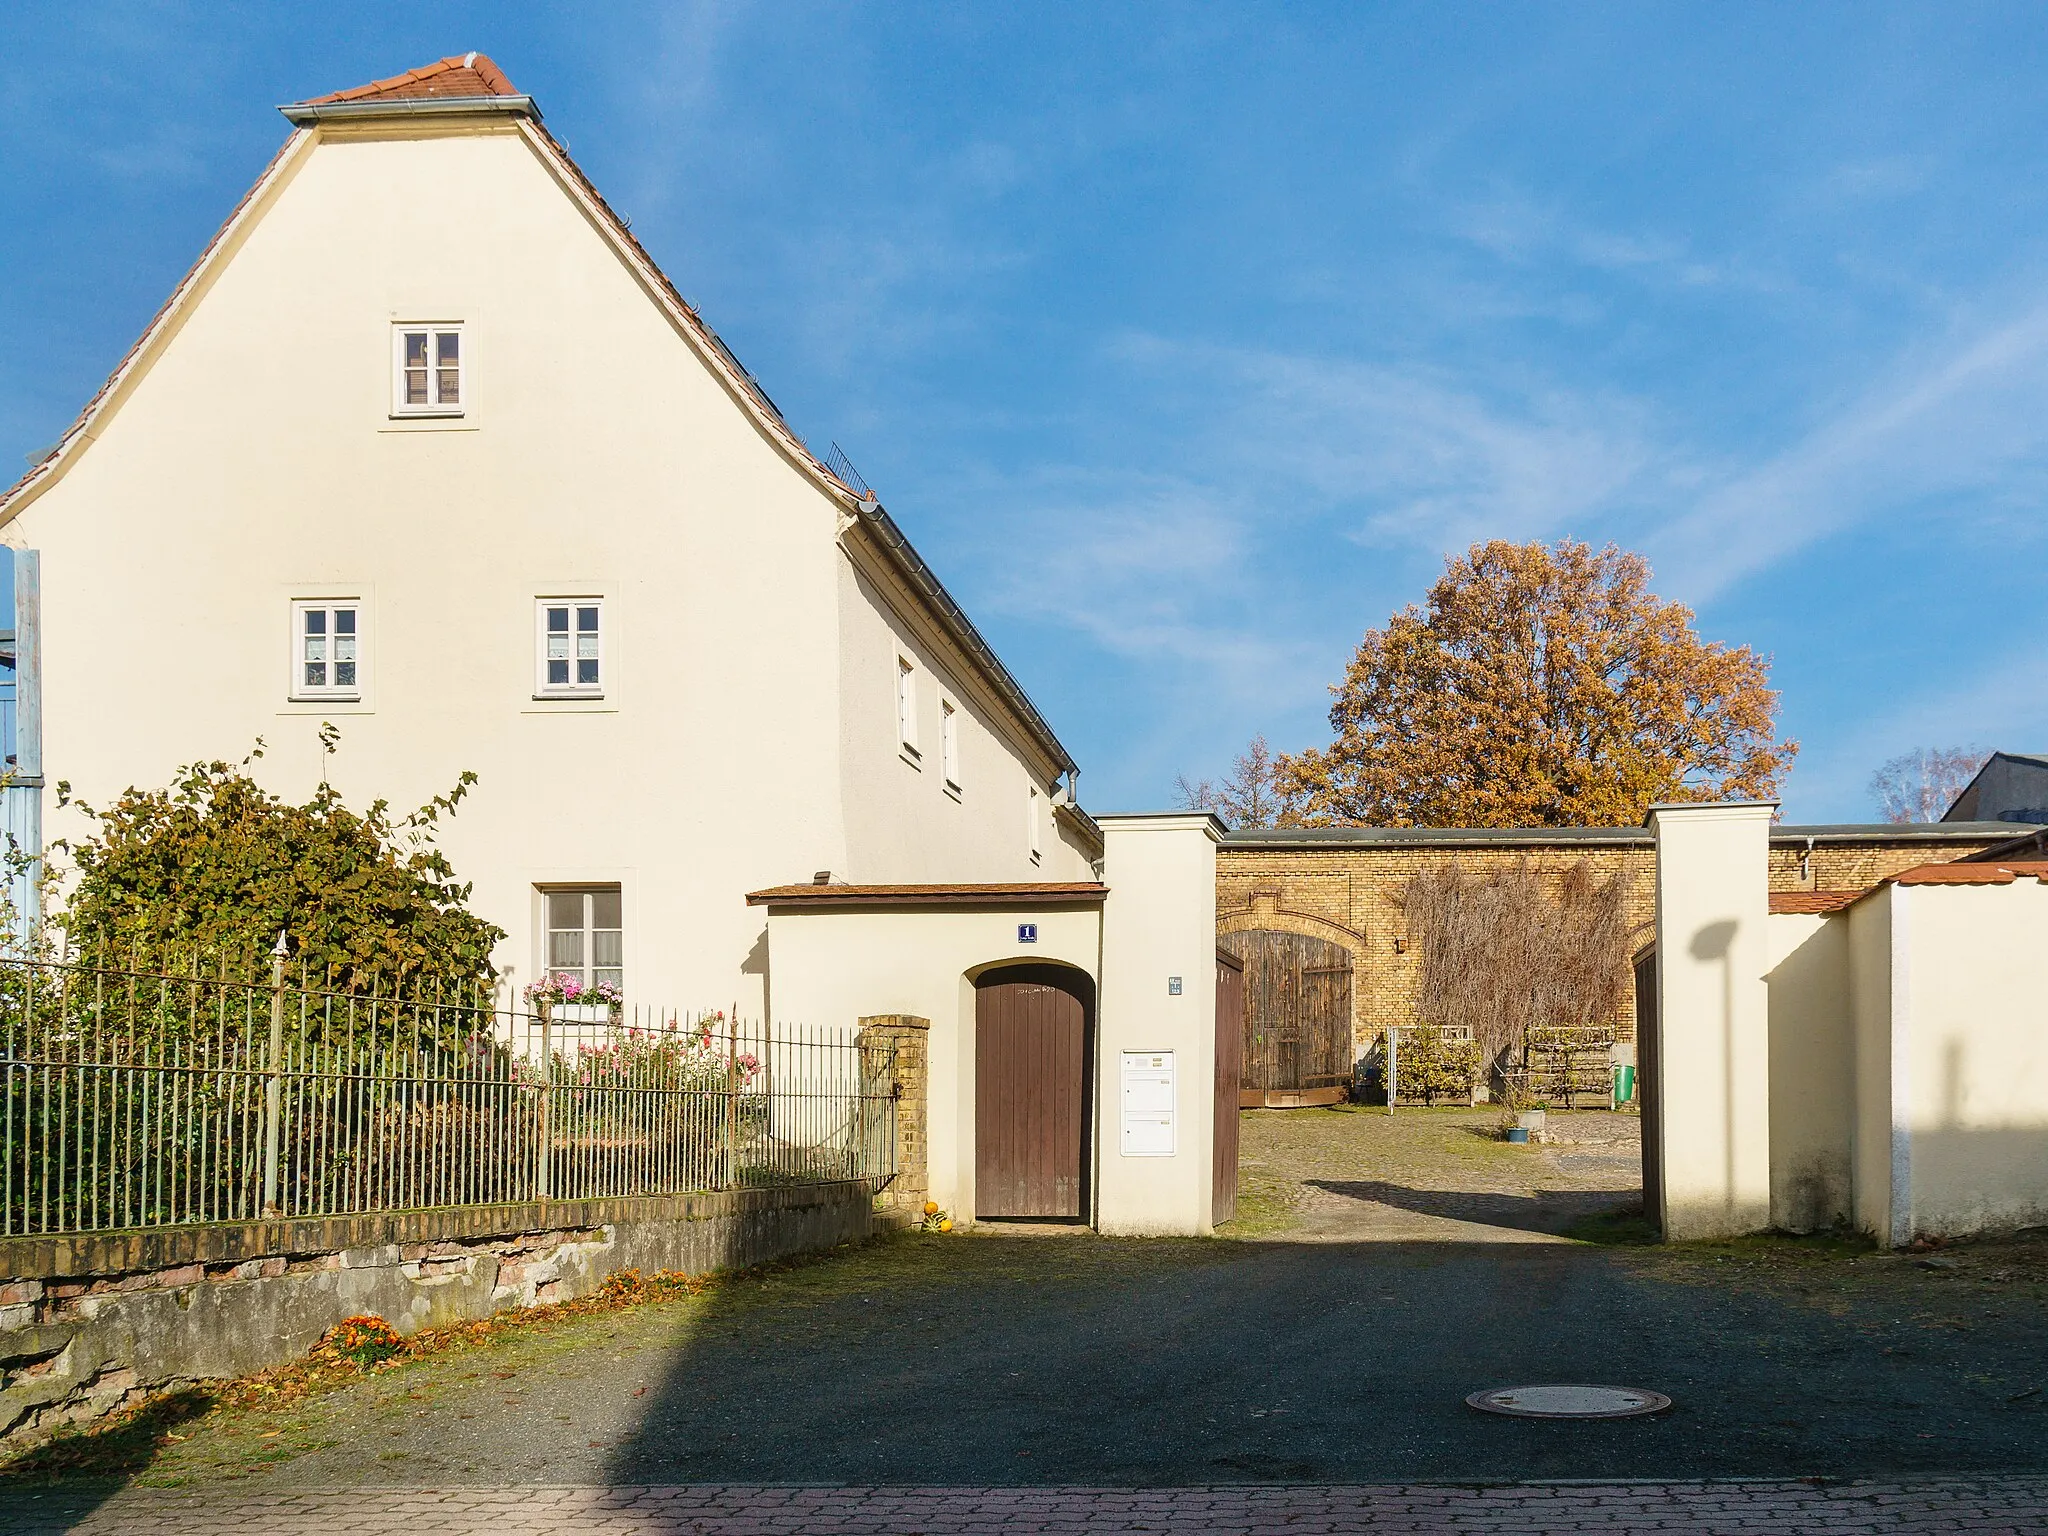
[6,1107,2047,1532]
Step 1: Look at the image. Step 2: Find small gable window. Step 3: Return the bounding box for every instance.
[941,698,961,792]
[392,324,463,416]
[896,656,920,758]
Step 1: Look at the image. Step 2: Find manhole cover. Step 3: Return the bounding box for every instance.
[1465,1385,1671,1419]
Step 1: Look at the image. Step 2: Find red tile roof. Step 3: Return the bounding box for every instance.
[1769,889,1866,915]
[300,53,520,106]
[747,883,1108,908]
[1892,859,2048,887]
[1771,859,2048,917]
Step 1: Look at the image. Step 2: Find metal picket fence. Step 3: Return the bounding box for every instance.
[0,950,896,1238]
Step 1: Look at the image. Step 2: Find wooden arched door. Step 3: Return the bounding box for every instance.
[1222,930,1354,1108]
[975,965,1092,1219]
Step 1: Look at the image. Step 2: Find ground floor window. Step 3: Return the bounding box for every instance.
[543,886,623,993]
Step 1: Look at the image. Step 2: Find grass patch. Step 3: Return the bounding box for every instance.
[1564,1207,1661,1245]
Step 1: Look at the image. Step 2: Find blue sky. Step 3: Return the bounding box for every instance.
[5,4,2048,820]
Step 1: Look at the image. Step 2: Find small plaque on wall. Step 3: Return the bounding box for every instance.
[1017,922,1038,944]
[1120,1050,1176,1157]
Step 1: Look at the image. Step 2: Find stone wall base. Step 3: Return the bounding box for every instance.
[0,1181,876,1449]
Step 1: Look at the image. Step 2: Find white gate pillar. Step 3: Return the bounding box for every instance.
[1094,812,1224,1236]
[1649,801,1776,1239]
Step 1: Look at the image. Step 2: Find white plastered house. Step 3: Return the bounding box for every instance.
[0,56,1236,1235]
[0,53,1103,1010]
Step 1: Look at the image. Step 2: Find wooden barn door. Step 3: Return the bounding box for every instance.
[1224,931,1355,1108]
[1213,948,1245,1225]
[1634,945,1662,1235]
[975,966,1091,1219]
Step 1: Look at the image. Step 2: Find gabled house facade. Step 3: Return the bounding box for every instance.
[0,55,1102,1015]
[1943,751,2048,827]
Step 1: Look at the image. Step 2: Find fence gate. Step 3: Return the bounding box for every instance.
[1213,947,1244,1225]
[974,965,1091,1220]
[1633,944,1663,1235]
[1222,930,1354,1108]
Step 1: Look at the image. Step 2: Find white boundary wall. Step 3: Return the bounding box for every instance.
[1671,807,2048,1245]
[1649,802,1775,1240]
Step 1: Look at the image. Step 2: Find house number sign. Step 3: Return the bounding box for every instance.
[1017,922,1038,944]
[1120,1050,1176,1158]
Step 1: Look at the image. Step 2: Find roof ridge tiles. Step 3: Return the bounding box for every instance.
[300,53,520,107]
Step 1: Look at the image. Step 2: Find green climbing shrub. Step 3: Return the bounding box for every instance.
[1394,1025,1482,1105]
[55,737,503,988]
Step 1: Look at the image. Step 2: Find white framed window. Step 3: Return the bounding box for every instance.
[535,599,604,697]
[896,655,920,757]
[291,600,362,700]
[543,886,623,993]
[940,698,961,791]
[391,324,463,416]
[1028,783,1043,863]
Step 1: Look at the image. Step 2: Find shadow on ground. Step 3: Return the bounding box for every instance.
[11,1096,2048,1515]
[1303,1178,1636,1237]
[581,1231,2048,1487]
[37,1224,2033,1498]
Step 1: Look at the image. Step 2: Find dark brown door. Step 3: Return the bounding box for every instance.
[1214,949,1245,1225]
[975,966,1091,1219]
[1634,945,1662,1235]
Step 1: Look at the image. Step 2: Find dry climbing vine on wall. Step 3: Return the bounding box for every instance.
[1397,857,1638,1066]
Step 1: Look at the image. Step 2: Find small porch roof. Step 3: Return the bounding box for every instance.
[746,882,1107,909]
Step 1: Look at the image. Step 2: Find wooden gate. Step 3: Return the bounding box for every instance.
[1221,930,1354,1109]
[1213,947,1245,1225]
[1633,944,1662,1235]
[975,965,1091,1220]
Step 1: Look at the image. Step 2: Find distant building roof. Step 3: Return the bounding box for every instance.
[1221,822,2032,851]
[1943,752,2048,826]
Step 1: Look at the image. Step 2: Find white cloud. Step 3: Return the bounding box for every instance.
[1106,334,1664,554]
[976,473,1325,702]
[1444,188,1785,294]
[1650,299,2048,603]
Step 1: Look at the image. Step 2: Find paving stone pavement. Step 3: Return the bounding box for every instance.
[5,1478,2048,1534]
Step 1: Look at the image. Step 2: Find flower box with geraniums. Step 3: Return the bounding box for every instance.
[523,971,623,1025]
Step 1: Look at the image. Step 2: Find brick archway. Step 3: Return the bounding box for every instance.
[1217,898,1370,1076]
[1216,904,1367,957]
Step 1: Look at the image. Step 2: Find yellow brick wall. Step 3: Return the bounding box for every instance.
[1217,834,2008,1062]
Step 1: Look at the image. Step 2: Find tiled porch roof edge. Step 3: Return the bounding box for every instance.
[746,882,1108,908]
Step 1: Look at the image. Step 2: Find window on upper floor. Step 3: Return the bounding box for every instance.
[896,655,920,758]
[1028,783,1043,863]
[536,599,604,698]
[292,599,361,700]
[544,886,624,995]
[940,698,961,792]
[392,324,463,416]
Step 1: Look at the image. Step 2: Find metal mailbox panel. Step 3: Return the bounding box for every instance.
[1121,1049,1176,1157]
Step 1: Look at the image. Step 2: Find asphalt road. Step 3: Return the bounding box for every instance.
[81,1227,2048,1490]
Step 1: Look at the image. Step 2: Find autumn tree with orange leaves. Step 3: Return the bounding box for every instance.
[1276,541,1796,827]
